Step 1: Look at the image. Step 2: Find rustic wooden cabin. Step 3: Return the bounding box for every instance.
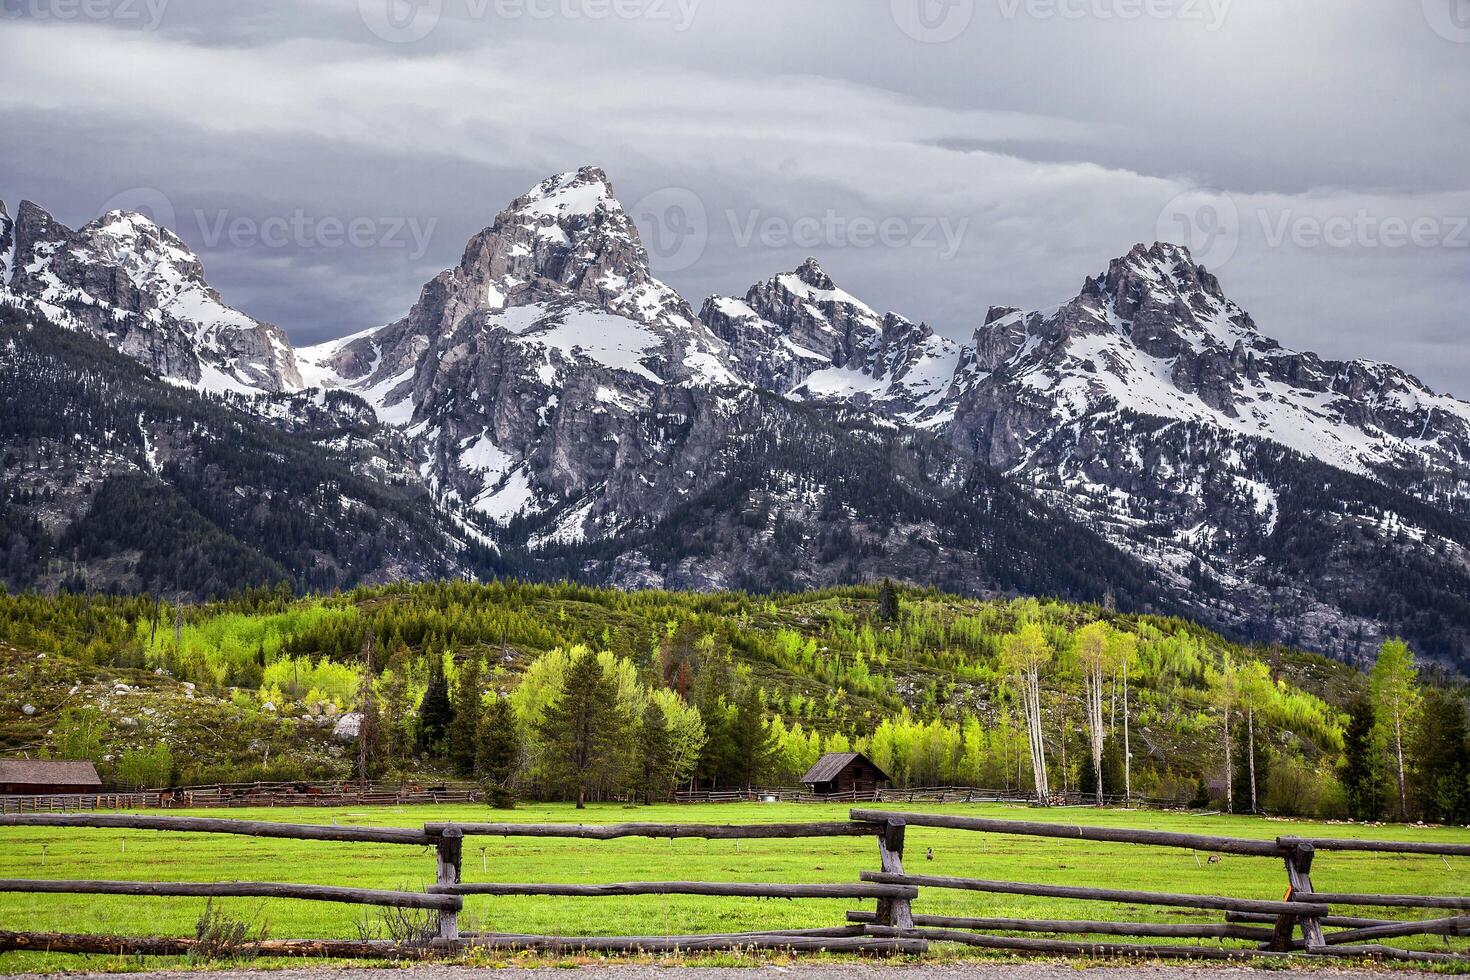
[0,759,103,796]
[799,751,890,794]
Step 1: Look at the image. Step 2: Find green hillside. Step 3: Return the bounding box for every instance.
[0,581,1461,821]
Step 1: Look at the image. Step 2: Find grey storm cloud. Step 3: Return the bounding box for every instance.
[1,0,1467,393]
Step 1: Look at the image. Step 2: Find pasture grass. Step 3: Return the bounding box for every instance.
[1,801,1467,973]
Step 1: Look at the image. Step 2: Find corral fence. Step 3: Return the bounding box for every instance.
[0,809,1465,962]
[676,787,1187,808]
[0,780,481,814]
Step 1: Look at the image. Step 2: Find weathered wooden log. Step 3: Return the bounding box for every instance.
[435,826,462,943]
[1310,943,1467,963]
[0,813,431,845]
[850,809,1284,857]
[861,925,1290,960]
[1317,915,1470,946]
[453,932,927,954]
[861,871,1329,917]
[423,821,880,840]
[1297,891,1470,910]
[1226,910,1394,928]
[1280,835,1470,857]
[0,879,460,910]
[874,819,914,930]
[460,926,869,941]
[432,880,917,899]
[846,910,1275,941]
[0,931,428,959]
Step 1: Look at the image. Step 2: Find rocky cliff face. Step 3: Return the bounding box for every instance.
[700,258,964,424]
[8,174,1470,669]
[0,200,301,394]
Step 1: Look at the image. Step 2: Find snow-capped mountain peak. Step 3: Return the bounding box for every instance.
[0,199,301,394]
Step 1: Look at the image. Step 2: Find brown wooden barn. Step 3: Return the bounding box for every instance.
[0,759,103,795]
[799,751,890,794]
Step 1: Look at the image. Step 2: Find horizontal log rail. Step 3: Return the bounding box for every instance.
[1315,915,1470,947]
[850,809,1284,856]
[455,932,928,954]
[862,925,1289,961]
[431,880,917,900]
[0,931,428,959]
[1297,891,1470,910]
[861,871,1330,916]
[0,879,460,910]
[424,820,880,839]
[0,813,434,845]
[1280,835,1470,857]
[845,910,1275,941]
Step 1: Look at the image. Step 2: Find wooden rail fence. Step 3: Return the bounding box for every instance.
[0,808,1464,962]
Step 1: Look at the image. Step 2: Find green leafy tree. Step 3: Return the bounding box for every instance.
[1001,622,1053,803]
[1237,660,1274,814]
[53,706,108,763]
[536,649,627,808]
[1370,639,1421,820]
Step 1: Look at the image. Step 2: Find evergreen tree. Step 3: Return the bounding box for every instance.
[692,653,737,786]
[537,650,627,808]
[476,694,521,808]
[729,684,775,788]
[416,654,454,756]
[448,653,484,776]
[1413,688,1470,824]
[1341,697,1381,820]
[635,699,674,804]
[877,580,900,623]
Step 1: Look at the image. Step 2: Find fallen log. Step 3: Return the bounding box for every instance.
[846,910,1274,941]
[849,809,1283,857]
[0,879,460,910]
[860,871,1329,917]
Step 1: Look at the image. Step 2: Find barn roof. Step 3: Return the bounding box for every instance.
[0,759,102,788]
[799,751,890,785]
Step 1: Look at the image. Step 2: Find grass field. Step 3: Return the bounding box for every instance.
[1,802,1468,973]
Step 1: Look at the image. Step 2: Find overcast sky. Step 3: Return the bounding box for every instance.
[2,0,1468,392]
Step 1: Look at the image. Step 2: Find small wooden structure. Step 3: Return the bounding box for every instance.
[0,760,102,796]
[800,752,890,795]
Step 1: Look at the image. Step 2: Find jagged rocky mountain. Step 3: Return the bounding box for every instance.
[3,172,1470,669]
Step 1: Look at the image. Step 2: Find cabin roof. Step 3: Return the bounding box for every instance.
[799,751,890,785]
[0,759,103,788]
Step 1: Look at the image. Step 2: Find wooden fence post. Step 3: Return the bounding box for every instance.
[435,826,463,945]
[874,818,914,930]
[1270,840,1324,951]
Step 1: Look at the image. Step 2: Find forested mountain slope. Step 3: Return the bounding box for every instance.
[9,581,1455,824]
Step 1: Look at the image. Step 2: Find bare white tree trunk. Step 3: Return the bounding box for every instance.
[1223,707,1234,814]
[1122,659,1131,805]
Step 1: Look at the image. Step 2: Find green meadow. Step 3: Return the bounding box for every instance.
[1,801,1468,972]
